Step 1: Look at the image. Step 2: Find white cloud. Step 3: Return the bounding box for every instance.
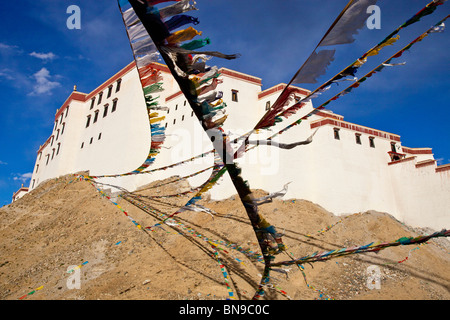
[29,68,61,96]
[13,173,33,184]
[0,42,24,57]
[0,42,18,51]
[0,69,15,80]
[30,51,58,61]
[0,160,7,165]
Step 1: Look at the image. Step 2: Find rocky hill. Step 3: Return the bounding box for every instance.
[1,174,449,300]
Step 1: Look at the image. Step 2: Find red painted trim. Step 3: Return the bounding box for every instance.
[402,146,433,155]
[258,84,310,100]
[415,159,436,168]
[85,61,136,101]
[436,164,450,173]
[258,84,286,99]
[149,62,171,73]
[54,62,172,121]
[37,135,54,154]
[166,90,184,102]
[54,91,87,120]
[219,68,262,86]
[166,67,264,102]
[311,118,401,142]
[388,156,416,166]
[314,110,344,121]
[13,187,29,199]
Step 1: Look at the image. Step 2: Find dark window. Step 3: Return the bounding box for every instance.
[355,134,361,145]
[46,154,50,165]
[56,129,60,141]
[36,164,39,173]
[61,123,65,135]
[81,142,84,149]
[86,115,91,128]
[107,85,113,98]
[97,92,103,105]
[65,106,69,117]
[56,143,61,155]
[98,132,102,140]
[334,128,340,140]
[93,110,99,123]
[391,142,397,152]
[184,100,187,106]
[90,137,93,144]
[231,90,238,102]
[165,122,168,129]
[369,137,375,148]
[112,99,118,112]
[173,119,176,125]
[191,111,194,117]
[90,98,95,110]
[182,115,185,121]
[175,104,178,111]
[51,148,55,160]
[103,104,109,118]
[266,101,271,111]
[116,79,122,92]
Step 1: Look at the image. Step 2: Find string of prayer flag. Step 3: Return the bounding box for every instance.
[122,0,287,301]
[210,243,236,300]
[255,0,380,130]
[18,285,44,300]
[255,0,447,131]
[271,229,449,267]
[317,15,449,110]
[67,261,89,274]
[256,13,449,146]
[114,0,450,301]
[118,1,168,175]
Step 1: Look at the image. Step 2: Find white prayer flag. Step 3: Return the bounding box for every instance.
[319,0,379,47]
[128,23,148,41]
[292,49,336,84]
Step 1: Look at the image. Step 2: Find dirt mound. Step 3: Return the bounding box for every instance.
[1,174,449,300]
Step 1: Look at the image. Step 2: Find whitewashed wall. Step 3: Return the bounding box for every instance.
[28,63,449,230]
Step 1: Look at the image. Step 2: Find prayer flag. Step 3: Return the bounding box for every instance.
[319,0,379,47]
[292,49,336,84]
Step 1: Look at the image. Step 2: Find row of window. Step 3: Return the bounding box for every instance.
[38,122,66,163]
[36,142,62,172]
[54,106,70,131]
[264,95,301,111]
[334,128,376,148]
[162,88,236,128]
[165,110,195,128]
[90,79,122,110]
[34,79,122,175]
[86,99,118,128]
[81,132,102,149]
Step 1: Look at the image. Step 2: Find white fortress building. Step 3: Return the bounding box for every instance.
[24,61,449,230]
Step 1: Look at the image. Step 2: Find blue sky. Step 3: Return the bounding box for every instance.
[0,0,448,207]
